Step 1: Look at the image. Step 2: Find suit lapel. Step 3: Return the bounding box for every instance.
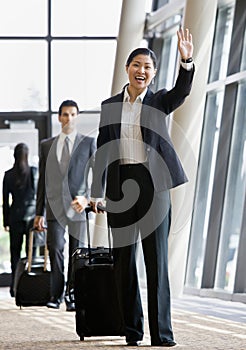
[45,137,58,161]
[141,88,154,143]
[51,137,60,166]
[67,133,82,175]
[72,133,81,153]
[110,92,124,140]
[142,88,153,106]
[44,136,63,178]
[109,88,153,141]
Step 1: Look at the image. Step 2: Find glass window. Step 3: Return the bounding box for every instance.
[157,28,179,90]
[152,15,181,90]
[209,4,235,82]
[0,125,39,277]
[51,40,117,111]
[153,0,169,10]
[0,146,14,277]
[0,0,47,36]
[51,112,100,138]
[0,41,48,111]
[145,0,154,12]
[186,89,224,288]
[241,27,246,71]
[51,0,122,37]
[215,81,246,292]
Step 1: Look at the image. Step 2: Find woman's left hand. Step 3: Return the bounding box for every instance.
[177,27,193,60]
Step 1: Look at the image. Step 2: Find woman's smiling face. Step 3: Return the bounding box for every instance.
[126,54,157,93]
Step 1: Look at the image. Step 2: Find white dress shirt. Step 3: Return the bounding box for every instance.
[57,129,77,162]
[120,87,148,164]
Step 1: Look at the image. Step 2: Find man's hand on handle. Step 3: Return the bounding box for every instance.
[90,201,105,214]
[33,216,46,231]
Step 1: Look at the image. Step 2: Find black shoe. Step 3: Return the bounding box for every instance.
[126,341,141,346]
[64,294,76,311]
[151,341,176,347]
[65,300,76,311]
[47,297,60,309]
[9,288,14,298]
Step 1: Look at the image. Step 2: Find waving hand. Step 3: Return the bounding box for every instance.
[177,27,193,60]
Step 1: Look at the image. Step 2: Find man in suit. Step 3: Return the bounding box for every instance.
[89,28,194,346]
[34,100,96,311]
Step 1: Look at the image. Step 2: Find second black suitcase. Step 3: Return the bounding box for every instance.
[72,207,124,341]
[14,228,51,307]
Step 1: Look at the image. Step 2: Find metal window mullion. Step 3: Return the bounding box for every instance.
[46,0,52,137]
[234,192,246,293]
[227,0,246,75]
[201,83,238,289]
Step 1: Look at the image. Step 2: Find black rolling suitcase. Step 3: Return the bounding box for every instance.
[14,228,51,307]
[72,206,124,341]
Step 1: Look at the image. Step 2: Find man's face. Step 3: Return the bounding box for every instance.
[58,106,78,134]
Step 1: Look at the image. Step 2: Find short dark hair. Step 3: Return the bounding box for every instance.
[126,48,157,69]
[58,100,79,116]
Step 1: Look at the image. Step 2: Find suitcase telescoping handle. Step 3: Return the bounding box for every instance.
[27,227,49,273]
[85,205,112,264]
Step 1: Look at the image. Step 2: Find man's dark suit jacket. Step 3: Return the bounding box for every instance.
[91,65,195,201]
[36,133,96,223]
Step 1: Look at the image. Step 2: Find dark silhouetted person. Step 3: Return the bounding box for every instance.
[2,143,38,297]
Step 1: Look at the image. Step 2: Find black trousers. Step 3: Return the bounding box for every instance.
[47,219,86,300]
[9,219,34,293]
[107,163,174,344]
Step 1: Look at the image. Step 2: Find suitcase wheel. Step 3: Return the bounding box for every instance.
[80,336,84,341]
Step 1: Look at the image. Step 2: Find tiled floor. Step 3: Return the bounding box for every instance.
[172,294,246,323]
[0,287,246,349]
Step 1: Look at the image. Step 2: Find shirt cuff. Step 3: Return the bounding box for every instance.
[90,197,104,203]
[180,61,194,71]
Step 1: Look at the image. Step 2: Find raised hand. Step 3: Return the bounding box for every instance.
[177,27,193,60]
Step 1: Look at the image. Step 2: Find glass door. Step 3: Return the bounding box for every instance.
[0,120,39,286]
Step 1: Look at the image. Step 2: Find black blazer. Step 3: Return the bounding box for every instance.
[91,65,195,200]
[2,166,38,227]
[36,133,96,221]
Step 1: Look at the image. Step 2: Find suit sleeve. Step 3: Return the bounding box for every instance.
[90,136,96,170]
[2,173,10,227]
[35,142,46,216]
[155,65,195,115]
[91,103,111,198]
[83,137,96,199]
[75,136,96,199]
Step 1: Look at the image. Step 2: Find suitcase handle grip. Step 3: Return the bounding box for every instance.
[85,204,106,215]
[27,228,48,273]
[85,205,112,264]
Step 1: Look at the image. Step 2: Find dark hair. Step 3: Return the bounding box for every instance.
[126,48,157,69]
[58,100,79,116]
[13,143,31,189]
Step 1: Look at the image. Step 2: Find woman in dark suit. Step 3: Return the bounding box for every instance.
[2,143,37,297]
[89,28,194,346]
